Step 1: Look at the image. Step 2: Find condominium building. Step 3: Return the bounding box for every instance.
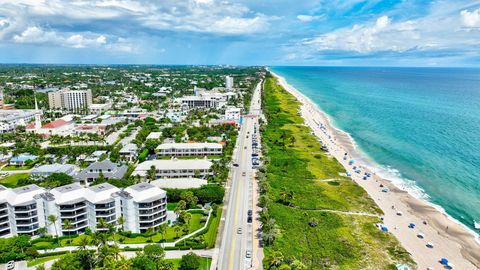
[0,184,45,237]
[48,89,93,111]
[156,142,223,157]
[0,182,168,238]
[118,183,167,233]
[0,109,40,133]
[133,158,213,179]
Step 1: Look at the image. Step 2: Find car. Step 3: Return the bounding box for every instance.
[244,146,247,149]
[247,216,252,223]
[246,250,252,258]
[248,210,253,216]
[237,228,242,234]
[233,163,239,167]
[242,172,246,176]
[246,135,249,138]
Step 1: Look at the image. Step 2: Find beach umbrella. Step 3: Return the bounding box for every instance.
[362,176,367,180]
[382,188,389,193]
[381,226,389,232]
[439,258,449,265]
[408,223,415,228]
[417,232,425,239]
[396,211,403,216]
[426,242,434,248]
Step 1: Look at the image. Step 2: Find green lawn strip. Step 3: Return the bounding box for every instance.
[261,75,413,269]
[167,202,178,211]
[203,207,222,248]
[0,173,30,188]
[27,254,64,267]
[2,165,33,171]
[33,213,207,249]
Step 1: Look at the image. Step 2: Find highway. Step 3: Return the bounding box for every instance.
[217,80,263,270]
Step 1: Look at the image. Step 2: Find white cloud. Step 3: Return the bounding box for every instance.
[12,26,133,52]
[297,15,323,22]
[296,7,480,58]
[460,8,480,28]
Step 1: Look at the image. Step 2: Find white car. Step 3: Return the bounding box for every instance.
[246,250,252,258]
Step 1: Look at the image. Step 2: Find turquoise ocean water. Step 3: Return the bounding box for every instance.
[271,66,480,233]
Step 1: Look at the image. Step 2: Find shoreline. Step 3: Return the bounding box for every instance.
[270,70,480,270]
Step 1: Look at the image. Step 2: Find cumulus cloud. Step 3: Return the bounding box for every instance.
[11,25,133,51]
[294,6,480,60]
[297,15,323,22]
[460,8,480,28]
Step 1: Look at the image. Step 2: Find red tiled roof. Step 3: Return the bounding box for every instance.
[26,122,35,129]
[42,119,68,129]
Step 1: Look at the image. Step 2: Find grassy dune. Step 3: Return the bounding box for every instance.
[261,74,414,269]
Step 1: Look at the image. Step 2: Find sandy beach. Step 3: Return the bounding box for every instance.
[271,71,480,270]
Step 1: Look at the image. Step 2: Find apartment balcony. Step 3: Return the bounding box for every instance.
[138,199,166,209]
[0,227,10,237]
[61,215,87,224]
[15,212,38,219]
[17,223,39,233]
[14,204,37,212]
[139,218,166,229]
[16,218,38,225]
[59,202,86,211]
[0,216,8,224]
[60,209,87,217]
[139,211,166,222]
[138,205,165,216]
[95,202,115,210]
[0,222,10,231]
[62,221,88,232]
[0,209,7,217]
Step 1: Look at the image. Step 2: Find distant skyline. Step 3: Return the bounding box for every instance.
[0,0,479,66]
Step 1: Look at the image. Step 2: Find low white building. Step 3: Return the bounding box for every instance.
[119,143,138,162]
[151,178,207,189]
[89,103,112,114]
[133,158,213,179]
[156,142,223,157]
[225,107,241,120]
[31,164,79,178]
[0,109,41,133]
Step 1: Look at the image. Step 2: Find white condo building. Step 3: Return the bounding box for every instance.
[156,142,223,156]
[225,107,241,120]
[225,76,234,90]
[0,182,167,238]
[49,89,93,111]
[133,159,213,179]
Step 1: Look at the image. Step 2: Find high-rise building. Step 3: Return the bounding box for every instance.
[225,76,234,90]
[48,89,92,112]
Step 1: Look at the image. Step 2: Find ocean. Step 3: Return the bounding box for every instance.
[271,66,480,233]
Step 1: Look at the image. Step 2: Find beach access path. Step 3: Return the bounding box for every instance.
[272,72,480,270]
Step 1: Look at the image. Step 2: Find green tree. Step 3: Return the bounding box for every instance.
[179,252,200,270]
[51,253,84,270]
[146,165,156,183]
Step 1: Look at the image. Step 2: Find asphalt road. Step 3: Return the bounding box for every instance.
[217,81,262,270]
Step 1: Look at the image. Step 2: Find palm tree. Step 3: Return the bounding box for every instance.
[157,223,166,242]
[184,212,192,228]
[146,165,156,183]
[37,227,47,237]
[116,216,125,232]
[173,225,181,238]
[97,218,109,231]
[62,219,73,245]
[267,250,284,267]
[145,227,155,242]
[47,214,59,242]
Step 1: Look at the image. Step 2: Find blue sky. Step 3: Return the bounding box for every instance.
[0,0,479,66]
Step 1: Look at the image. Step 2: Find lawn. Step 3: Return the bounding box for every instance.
[33,212,207,249]
[0,173,30,188]
[261,74,414,269]
[166,257,211,270]
[2,165,33,171]
[204,207,222,248]
[27,254,63,267]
